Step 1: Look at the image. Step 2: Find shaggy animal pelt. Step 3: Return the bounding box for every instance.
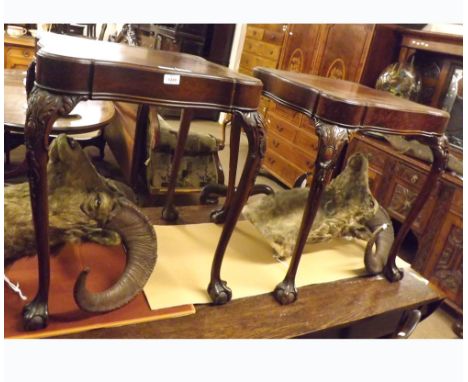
[4,134,157,313]
[243,153,379,259]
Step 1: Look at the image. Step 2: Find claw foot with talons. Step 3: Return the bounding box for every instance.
[23,298,48,331]
[162,205,179,222]
[208,280,232,305]
[274,281,298,305]
[383,263,404,282]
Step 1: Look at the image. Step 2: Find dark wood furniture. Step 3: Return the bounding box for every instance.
[251,24,401,187]
[134,24,236,120]
[251,67,449,305]
[346,134,462,313]
[4,34,35,69]
[52,205,444,339]
[22,32,265,331]
[398,28,463,109]
[4,69,114,174]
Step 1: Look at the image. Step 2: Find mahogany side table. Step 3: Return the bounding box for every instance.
[22,33,265,330]
[249,68,450,305]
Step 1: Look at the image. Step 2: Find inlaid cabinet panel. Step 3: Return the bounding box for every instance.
[279,24,322,73]
[425,214,463,307]
[316,24,375,81]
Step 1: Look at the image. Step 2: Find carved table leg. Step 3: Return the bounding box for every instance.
[161,108,194,222]
[208,111,265,304]
[383,135,449,282]
[207,114,242,224]
[274,121,348,305]
[23,86,85,330]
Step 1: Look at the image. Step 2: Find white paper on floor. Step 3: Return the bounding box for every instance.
[143,220,409,310]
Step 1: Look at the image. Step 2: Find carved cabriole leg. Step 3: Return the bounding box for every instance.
[208,115,242,224]
[383,134,449,282]
[23,86,85,330]
[161,108,194,221]
[208,111,265,304]
[274,121,349,305]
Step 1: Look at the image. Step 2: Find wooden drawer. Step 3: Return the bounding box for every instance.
[350,138,387,170]
[268,131,316,172]
[265,112,298,142]
[5,46,35,69]
[6,46,34,59]
[243,38,282,61]
[290,146,316,172]
[267,132,290,158]
[262,29,285,45]
[299,116,317,133]
[240,52,277,71]
[393,162,427,190]
[246,26,264,41]
[294,128,319,154]
[268,101,302,124]
[263,149,304,187]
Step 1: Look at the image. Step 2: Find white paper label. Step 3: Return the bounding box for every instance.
[164,74,181,85]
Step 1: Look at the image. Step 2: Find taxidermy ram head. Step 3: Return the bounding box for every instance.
[4,134,157,313]
[243,153,393,275]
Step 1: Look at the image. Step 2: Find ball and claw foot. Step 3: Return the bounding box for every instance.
[274,280,298,305]
[23,297,48,331]
[208,280,232,305]
[383,263,404,282]
[210,208,228,224]
[162,204,179,222]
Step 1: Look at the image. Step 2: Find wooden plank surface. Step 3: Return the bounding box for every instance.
[54,205,443,339]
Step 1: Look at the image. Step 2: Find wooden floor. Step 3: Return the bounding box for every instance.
[4,118,461,339]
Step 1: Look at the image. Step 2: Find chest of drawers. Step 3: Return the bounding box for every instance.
[4,35,35,69]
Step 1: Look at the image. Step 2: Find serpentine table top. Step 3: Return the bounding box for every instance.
[34,32,262,110]
[254,67,449,134]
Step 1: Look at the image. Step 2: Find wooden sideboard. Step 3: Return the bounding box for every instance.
[346,134,463,312]
[4,35,35,69]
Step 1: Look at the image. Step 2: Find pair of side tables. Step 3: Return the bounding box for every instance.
[19,33,449,330]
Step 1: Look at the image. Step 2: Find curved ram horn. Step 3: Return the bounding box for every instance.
[73,198,157,312]
[364,206,394,275]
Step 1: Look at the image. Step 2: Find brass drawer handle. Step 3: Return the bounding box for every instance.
[410,175,419,184]
[273,140,280,148]
[23,50,31,57]
[275,125,284,132]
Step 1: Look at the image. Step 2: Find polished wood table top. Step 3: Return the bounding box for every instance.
[54,205,444,339]
[35,32,262,111]
[4,69,115,134]
[254,67,450,134]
